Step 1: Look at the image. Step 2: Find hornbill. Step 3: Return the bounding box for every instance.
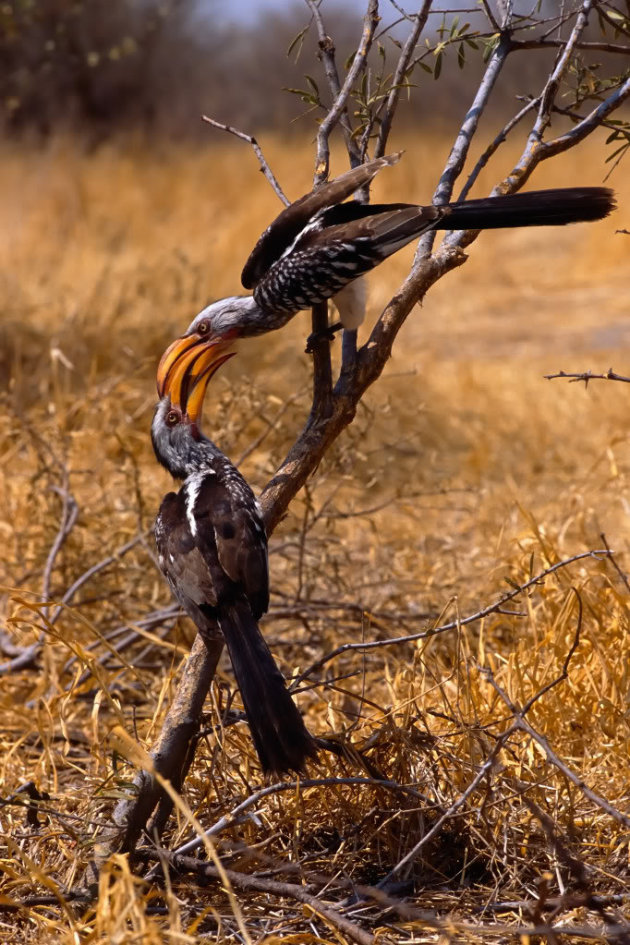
[151,337,317,774]
[160,151,615,369]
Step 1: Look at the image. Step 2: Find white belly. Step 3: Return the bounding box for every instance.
[333,277,367,330]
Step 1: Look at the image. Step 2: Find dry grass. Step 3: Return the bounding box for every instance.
[1,130,629,943]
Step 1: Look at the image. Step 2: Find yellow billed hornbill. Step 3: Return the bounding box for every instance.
[152,337,316,774]
[161,151,614,362]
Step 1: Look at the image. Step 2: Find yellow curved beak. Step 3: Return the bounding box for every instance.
[185,346,235,425]
[157,335,203,399]
[157,337,235,423]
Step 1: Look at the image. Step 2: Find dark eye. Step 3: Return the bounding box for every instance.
[197,319,210,335]
[166,410,179,426]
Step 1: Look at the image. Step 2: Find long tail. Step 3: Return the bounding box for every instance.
[440,187,615,230]
[218,599,317,775]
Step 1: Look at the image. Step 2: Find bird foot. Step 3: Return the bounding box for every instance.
[305,322,343,353]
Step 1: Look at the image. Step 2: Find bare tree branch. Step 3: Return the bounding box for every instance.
[112,632,224,854]
[433,31,512,208]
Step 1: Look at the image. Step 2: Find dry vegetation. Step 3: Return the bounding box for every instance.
[1,131,629,943]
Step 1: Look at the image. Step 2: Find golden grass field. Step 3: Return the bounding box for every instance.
[1,130,629,943]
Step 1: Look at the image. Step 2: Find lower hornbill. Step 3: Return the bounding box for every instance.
[159,152,614,368]
[151,337,317,774]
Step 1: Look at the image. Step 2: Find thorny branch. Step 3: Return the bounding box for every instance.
[545,368,630,385]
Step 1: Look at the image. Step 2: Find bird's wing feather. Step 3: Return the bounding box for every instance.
[192,475,269,618]
[299,204,444,256]
[251,203,446,315]
[241,153,402,289]
[155,492,220,610]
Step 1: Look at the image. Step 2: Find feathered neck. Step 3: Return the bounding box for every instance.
[151,401,231,481]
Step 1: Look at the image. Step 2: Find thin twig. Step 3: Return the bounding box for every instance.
[294,549,611,684]
[375,0,432,159]
[517,717,630,829]
[172,776,432,857]
[458,95,541,201]
[42,484,79,620]
[518,586,582,716]
[599,532,630,595]
[201,115,289,206]
[483,665,630,829]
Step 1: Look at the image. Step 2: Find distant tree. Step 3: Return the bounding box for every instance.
[0,0,364,137]
[0,0,188,133]
[8,0,629,139]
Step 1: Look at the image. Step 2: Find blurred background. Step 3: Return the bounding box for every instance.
[1,0,618,139]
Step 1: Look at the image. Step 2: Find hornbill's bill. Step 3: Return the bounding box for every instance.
[152,338,317,774]
[160,151,615,368]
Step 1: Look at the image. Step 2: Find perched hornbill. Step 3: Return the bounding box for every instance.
[160,152,614,368]
[152,337,317,774]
